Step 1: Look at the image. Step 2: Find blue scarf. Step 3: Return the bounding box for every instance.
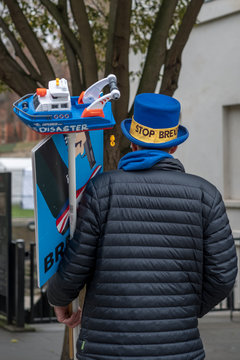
[118,149,173,171]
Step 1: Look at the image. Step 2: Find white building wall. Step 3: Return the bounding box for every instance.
[128,0,240,310]
[174,0,240,234]
[129,0,240,234]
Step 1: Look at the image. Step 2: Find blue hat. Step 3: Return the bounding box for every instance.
[121,93,189,148]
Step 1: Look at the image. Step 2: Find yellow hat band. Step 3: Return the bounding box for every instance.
[129,117,179,144]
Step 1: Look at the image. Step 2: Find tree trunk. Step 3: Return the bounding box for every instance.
[104,126,122,171]
[104,0,132,170]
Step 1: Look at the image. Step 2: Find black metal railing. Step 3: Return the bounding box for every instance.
[25,242,56,324]
[6,239,56,328]
[3,238,240,328]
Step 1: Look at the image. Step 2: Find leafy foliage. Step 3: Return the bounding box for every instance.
[0,0,204,176]
[0,80,10,93]
[0,3,21,45]
[85,0,109,71]
[0,0,191,83]
[0,0,62,68]
[0,0,203,119]
[130,0,160,55]
[168,0,191,45]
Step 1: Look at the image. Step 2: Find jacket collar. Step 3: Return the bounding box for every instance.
[152,158,185,173]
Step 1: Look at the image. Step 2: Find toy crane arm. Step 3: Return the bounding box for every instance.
[82,74,119,104]
[81,74,120,118]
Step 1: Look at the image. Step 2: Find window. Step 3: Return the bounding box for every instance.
[52,104,59,109]
[223,105,240,199]
[33,94,40,109]
[61,103,68,108]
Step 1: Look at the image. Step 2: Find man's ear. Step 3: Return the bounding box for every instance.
[131,142,138,152]
[169,146,178,154]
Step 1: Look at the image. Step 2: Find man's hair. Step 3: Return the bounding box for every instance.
[137,145,172,152]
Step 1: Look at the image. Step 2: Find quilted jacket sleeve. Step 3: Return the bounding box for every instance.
[199,189,238,317]
[47,180,100,306]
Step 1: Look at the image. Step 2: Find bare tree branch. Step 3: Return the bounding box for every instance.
[69,0,98,87]
[160,0,204,95]
[0,17,43,84]
[0,37,38,95]
[3,0,55,85]
[58,0,83,95]
[40,0,83,66]
[135,0,178,96]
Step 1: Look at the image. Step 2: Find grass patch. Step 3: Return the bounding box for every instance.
[0,143,15,154]
[12,204,34,218]
[0,141,39,155]
[15,141,39,151]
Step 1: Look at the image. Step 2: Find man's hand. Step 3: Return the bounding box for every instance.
[54,305,82,328]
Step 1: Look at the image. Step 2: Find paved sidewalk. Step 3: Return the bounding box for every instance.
[0,312,239,360]
[199,312,240,360]
[0,322,64,360]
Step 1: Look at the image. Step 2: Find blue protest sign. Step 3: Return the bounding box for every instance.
[32,131,103,287]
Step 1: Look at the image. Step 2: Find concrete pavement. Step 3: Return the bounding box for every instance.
[199,312,240,360]
[0,312,239,360]
[0,322,64,360]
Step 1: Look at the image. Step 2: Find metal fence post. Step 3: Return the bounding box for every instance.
[7,241,16,325]
[30,242,35,323]
[15,239,25,328]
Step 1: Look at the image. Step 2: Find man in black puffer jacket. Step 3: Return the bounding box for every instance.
[47,93,237,360]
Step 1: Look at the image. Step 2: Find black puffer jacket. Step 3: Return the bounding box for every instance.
[48,158,237,360]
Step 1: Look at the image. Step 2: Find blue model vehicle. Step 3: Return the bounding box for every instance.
[13,74,120,134]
